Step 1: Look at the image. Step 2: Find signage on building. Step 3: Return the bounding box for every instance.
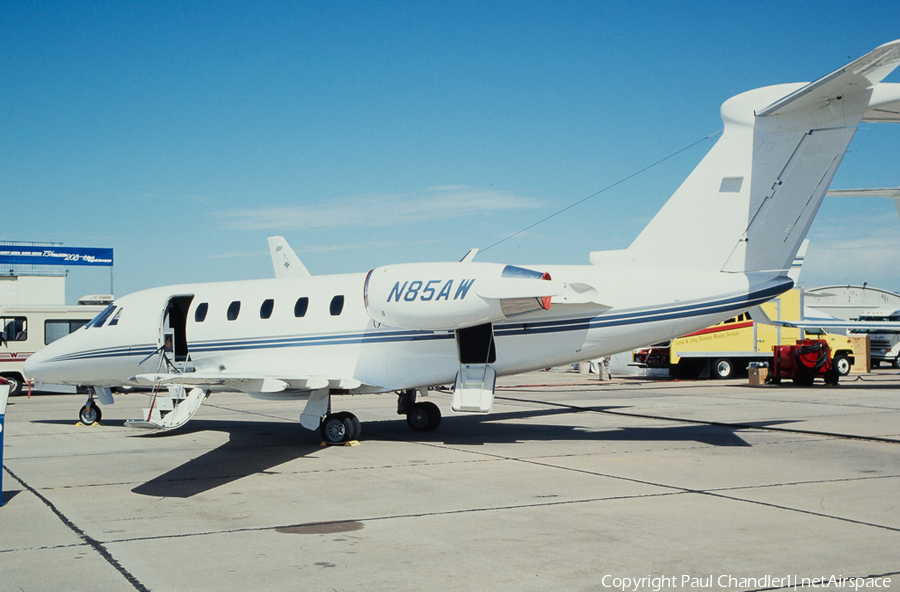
[0,246,113,267]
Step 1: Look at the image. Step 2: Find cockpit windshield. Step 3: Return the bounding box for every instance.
[85,304,117,329]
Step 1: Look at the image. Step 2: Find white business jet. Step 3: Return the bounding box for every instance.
[25,41,900,443]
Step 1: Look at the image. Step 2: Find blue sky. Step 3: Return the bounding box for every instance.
[2,1,899,303]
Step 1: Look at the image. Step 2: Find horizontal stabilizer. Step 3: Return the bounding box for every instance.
[757,40,900,117]
[863,83,900,122]
[826,187,900,219]
[827,188,900,199]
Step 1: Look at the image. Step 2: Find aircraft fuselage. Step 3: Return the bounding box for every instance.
[26,264,791,395]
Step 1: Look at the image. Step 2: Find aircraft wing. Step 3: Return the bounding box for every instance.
[132,371,364,394]
[749,306,900,332]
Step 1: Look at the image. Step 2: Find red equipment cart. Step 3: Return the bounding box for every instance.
[769,339,840,386]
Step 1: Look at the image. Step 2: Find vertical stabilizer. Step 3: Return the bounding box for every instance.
[621,40,900,277]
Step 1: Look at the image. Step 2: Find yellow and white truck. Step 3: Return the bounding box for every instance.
[635,289,859,379]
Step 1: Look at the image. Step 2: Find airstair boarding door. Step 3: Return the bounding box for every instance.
[161,296,194,373]
[452,323,497,413]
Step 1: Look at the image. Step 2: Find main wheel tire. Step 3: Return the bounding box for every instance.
[892,358,900,369]
[832,354,851,376]
[341,412,362,441]
[823,369,840,386]
[3,374,23,396]
[407,401,441,432]
[321,413,350,443]
[712,358,734,379]
[79,404,101,424]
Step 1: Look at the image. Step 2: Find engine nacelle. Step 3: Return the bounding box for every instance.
[364,262,559,331]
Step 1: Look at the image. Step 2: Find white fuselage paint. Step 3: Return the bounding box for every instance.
[24,263,791,397]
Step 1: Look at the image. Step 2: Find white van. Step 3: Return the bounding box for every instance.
[852,309,900,368]
[1,299,110,395]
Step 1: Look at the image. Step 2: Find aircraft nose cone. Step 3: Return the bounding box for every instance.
[23,344,63,384]
[23,348,48,381]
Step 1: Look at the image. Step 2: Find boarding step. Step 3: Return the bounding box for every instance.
[451,364,496,413]
[126,386,207,430]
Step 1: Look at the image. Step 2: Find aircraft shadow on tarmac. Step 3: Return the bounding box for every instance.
[367,407,794,448]
[35,406,790,499]
[129,419,324,498]
[31,407,794,499]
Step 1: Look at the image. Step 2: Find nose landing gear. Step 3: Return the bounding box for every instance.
[79,396,102,425]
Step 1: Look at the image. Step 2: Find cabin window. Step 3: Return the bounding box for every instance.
[108,309,123,326]
[195,302,209,323]
[294,297,309,318]
[45,319,90,345]
[1,317,27,341]
[260,299,274,319]
[227,301,241,321]
[330,295,344,316]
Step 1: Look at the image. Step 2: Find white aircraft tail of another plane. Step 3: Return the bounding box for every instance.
[268,235,311,278]
[594,40,900,277]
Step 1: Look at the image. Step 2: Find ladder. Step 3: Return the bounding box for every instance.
[126,385,207,430]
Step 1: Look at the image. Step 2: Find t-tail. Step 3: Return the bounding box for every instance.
[594,40,900,278]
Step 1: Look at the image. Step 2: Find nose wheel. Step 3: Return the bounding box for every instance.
[79,400,102,424]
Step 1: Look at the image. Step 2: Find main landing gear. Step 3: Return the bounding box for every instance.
[317,388,443,444]
[320,411,362,444]
[398,388,442,432]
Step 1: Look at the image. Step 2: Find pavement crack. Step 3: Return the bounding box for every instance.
[3,466,151,592]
